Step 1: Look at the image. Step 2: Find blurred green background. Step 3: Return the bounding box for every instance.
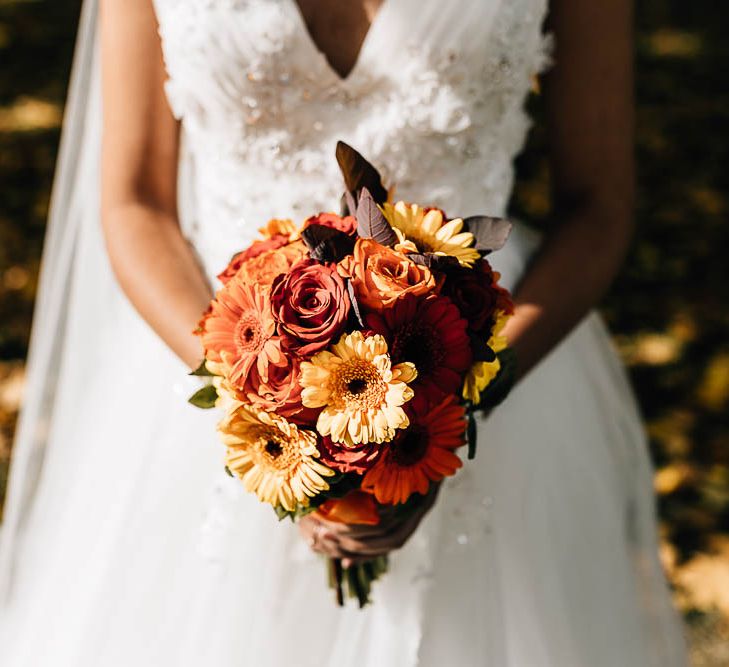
[0,1,727,663]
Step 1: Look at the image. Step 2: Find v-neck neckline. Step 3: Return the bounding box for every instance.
[287,0,389,84]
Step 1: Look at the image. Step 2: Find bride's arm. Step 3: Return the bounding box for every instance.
[502,0,634,379]
[302,0,635,560]
[99,0,211,369]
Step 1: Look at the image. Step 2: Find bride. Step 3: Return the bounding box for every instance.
[0,0,688,665]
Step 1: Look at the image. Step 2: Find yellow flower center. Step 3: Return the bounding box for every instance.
[331,359,386,410]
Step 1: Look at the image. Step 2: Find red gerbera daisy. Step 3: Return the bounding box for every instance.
[366,294,472,402]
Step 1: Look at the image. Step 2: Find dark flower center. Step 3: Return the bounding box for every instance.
[347,379,367,395]
[234,313,262,354]
[390,427,429,467]
[265,439,283,458]
[391,321,444,379]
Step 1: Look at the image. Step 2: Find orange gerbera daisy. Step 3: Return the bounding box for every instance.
[362,395,466,504]
[199,276,282,389]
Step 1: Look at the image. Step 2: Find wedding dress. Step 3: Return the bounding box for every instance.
[0,0,688,665]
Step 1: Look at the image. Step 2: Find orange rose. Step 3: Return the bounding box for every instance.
[237,241,307,289]
[241,340,316,422]
[338,238,436,311]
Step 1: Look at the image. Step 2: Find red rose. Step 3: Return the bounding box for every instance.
[317,436,381,475]
[441,260,512,333]
[270,259,350,356]
[302,212,357,236]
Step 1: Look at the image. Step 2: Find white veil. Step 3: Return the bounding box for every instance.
[0,0,102,600]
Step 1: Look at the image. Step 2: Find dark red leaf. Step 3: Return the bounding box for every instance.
[335,141,388,205]
[346,279,365,327]
[407,252,461,270]
[301,224,356,263]
[356,188,398,246]
[462,216,512,254]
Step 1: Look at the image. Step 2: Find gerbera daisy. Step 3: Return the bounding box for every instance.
[366,294,472,402]
[362,395,466,504]
[198,276,283,389]
[257,217,298,240]
[219,406,334,511]
[381,201,480,267]
[300,331,417,447]
[463,310,511,404]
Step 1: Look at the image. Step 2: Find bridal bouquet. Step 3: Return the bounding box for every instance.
[189,142,516,606]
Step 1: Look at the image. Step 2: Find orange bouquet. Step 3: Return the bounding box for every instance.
[189,142,516,606]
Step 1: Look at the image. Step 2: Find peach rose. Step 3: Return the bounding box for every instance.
[216,235,289,285]
[241,341,315,421]
[338,238,436,311]
[236,241,307,289]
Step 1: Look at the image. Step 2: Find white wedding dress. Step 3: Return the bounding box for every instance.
[0,0,688,665]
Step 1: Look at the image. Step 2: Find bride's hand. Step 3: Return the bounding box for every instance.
[298,484,440,566]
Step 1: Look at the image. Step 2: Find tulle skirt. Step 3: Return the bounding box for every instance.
[0,224,687,666]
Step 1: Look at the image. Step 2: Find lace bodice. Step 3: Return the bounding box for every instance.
[152,0,551,278]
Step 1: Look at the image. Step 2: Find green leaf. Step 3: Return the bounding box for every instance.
[467,409,478,460]
[188,384,218,409]
[188,359,214,377]
[274,505,295,522]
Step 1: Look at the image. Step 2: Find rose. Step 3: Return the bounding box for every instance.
[236,241,307,289]
[302,212,357,236]
[338,238,436,312]
[270,259,350,356]
[217,235,291,284]
[317,436,381,475]
[441,259,513,333]
[241,341,316,421]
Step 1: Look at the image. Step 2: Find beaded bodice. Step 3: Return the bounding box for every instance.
[152,0,551,277]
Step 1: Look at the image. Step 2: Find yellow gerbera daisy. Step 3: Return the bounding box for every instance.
[463,310,510,404]
[219,406,333,511]
[300,331,417,447]
[381,201,480,267]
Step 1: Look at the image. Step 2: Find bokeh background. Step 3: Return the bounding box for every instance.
[0,1,727,663]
